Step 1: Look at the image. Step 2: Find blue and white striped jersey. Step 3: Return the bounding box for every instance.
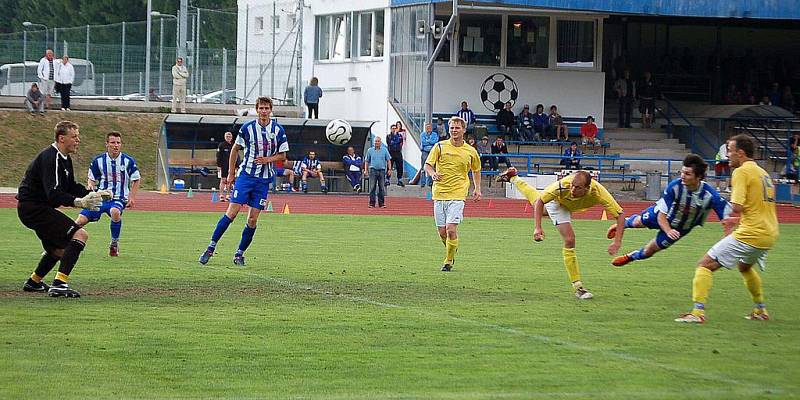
[88,152,141,202]
[655,178,732,231]
[235,119,289,179]
[455,108,475,125]
[301,157,321,171]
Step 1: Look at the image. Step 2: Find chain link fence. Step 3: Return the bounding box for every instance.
[0,2,302,106]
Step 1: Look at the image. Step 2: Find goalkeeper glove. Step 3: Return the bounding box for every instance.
[74,192,103,211]
[98,189,114,201]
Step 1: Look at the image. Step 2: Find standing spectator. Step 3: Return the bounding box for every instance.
[767,82,781,107]
[496,101,516,137]
[477,136,492,169]
[55,55,74,111]
[364,136,392,208]
[614,69,635,128]
[171,57,189,113]
[216,131,240,201]
[517,104,536,141]
[37,49,56,111]
[25,83,45,115]
[455,101,476,134]
[532,104,551,140]
[490,136,512,170]
[549,105,569,141]
[386,124,405,187]
[560,142,582,169]
[300,151,328,193]
[342,146,363,192]
[303,77,323,119]
[715,140,731,192]
[423,116,482,272]
[580,116,600,147]
[781,86,795,113]
[638,71,658,128]
[436,117,449,140]
[419,123,439,187]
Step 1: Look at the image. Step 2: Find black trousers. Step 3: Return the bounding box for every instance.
[60,83,72,109]
[389,150,404,180]
[306,102,319,119]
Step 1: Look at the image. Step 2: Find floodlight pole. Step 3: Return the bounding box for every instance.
[145,0,152,103]
[425,0,458,128]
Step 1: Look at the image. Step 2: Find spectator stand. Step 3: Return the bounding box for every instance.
[156,114,376,193]
[432,112,602,142]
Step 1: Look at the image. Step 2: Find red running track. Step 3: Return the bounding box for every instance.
[3,192,800,222]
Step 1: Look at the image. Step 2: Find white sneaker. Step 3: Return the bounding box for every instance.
[66,108,71,111]
[61,108,66,111]
[674,313,705,323]
[574,287,593,300]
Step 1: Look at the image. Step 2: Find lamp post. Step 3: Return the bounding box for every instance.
[22,21,49,52]
[145,0,152,103]
[151,11,178,96]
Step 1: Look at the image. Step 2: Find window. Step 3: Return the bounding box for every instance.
[255,16,264,34]
[557,20,595,68]
[375,11,384,57]
[358,12,373,57]
[434,17,450,62]
[315,16,330,60]
[458,14,501,66]
[272,15,280,32]
[507,16,549,68]
[331,14,350,61]
[287,14,296,32]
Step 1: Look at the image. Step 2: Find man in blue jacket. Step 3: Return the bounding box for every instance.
[419,122,439,187]
[342,146,363,192]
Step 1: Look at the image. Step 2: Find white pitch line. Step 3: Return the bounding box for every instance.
[138,254,780,394]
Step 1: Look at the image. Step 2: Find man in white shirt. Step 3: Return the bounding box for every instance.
[55,56,75,111]
[171,57,189,113]
[37,49,57,110]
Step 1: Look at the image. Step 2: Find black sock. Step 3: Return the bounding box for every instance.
[33,253,60,279]
[57,239,85,277]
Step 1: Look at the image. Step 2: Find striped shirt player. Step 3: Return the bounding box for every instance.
[299,152,328,193]
[611,154,733,267]
[75,131,141,257]
[199,97,288,266]
[455,101,476,131]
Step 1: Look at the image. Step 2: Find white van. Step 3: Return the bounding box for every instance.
[0,58,96,96]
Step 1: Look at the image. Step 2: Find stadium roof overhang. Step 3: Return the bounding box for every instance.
[698,105,797,121]
[391,0,800,20]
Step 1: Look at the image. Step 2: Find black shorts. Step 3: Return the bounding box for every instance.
[17,202,80,251]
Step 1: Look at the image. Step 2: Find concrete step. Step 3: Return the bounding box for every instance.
[603,129,670,141]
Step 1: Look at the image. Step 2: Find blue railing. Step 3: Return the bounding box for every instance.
[657,96,716,157]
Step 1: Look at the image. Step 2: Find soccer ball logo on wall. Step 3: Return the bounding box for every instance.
[480,73,519,112]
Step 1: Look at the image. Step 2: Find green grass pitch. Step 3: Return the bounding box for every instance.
[1,209,798,399]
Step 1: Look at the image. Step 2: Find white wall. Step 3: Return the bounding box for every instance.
[433,65,606,127]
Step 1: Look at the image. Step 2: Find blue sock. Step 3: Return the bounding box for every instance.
[629,247,649,261]
[110,220,122,242]
[625,214,639,228]
[210,215,233,249]
[238,225,256,254]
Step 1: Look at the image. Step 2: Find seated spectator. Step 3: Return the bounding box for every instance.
[785,151,800,182]
[723,84,741,105]
[273,159,297,192]
[781,86,795,113]
[532,104,551,140]
[467,135,477,149]
[496,101,516,137]
[477,136,492,168]
[148,88,161,102]
[289,159,304,191]
[580,116,601,147]
[517,104,537,141]
[455,101,476,134]
[758,95,772,106]
[490,136,512,170]
[768,82,781,107]
[25,83,45,115]
[300,151,328,193]
[560,142,582,169]
[342,146,363,192]
[549,105,569,141]
[435,117,449,141]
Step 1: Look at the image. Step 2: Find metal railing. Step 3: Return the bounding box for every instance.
[657,96,716,157]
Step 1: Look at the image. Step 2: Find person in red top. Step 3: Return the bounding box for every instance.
[580,115,600,147]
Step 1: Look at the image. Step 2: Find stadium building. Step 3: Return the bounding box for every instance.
[236,0,800,180]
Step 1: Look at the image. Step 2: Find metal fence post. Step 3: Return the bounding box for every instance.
[22,31,27,95]
[271,2,276,98]
[102,73,106,95]
[222,47,228,104]
[259,63,264,96]
[121,21,126,95]
[200,70,204,95]
[53,28,57,53]
[139,71,143,94]
[159,18,164,95]
[244,4,249,102]
[85,25,90,84]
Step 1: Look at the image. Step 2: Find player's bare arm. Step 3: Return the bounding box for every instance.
[255,152,287,165]
[533,198,545,241]
[608,213,625,255]
[127,179,140,208]
[227,143,242,182]
[472,170,482,201]
[657,211,680,240]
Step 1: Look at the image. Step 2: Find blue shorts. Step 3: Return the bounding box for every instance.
[79,199,126,222]
[639,205,690,250]
[231,173,272,210]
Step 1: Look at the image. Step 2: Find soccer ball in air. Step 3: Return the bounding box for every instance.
[480,73,519,112]
[326,119,352,145]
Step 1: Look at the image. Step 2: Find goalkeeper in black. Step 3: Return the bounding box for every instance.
[17,120,111,298]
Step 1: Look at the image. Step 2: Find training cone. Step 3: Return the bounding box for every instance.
[266,201,273,212]
[282,204,290,214]
[187,188,194,198]
[488,199,494,209]
[211,189,219,203]
[601,210,608,220]
[159,183,168,194]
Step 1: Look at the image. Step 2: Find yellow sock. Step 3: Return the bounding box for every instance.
[510,176,540,204]
[55,272,69,283]
[30,273,43,283]
[740,268,765,304]
[444,238,459,265]
[691,267,713,315]
[562,248,581,284]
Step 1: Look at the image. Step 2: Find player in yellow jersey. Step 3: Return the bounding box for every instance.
[675,134,779,323]
[498,168,625,299]
[424,116,482,271]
